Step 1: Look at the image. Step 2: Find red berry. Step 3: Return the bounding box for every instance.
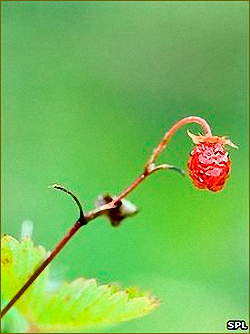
[188,140,231,192]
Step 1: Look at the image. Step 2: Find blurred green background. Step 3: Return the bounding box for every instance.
[1,1,249,333]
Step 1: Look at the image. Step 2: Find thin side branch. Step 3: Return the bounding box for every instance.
[52,184,85,224]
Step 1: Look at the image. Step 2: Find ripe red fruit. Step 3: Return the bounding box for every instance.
[187,133,236,192]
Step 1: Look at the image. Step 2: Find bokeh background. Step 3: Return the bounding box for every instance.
[1,1,249,333]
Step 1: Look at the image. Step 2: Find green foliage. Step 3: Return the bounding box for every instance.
[1,235,159,333]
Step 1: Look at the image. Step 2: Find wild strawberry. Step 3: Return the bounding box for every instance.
[187,132,237,192]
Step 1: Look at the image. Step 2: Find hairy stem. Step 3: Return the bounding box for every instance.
[1,116,212,318]
[147,116,212,166]
[112,116,211,204]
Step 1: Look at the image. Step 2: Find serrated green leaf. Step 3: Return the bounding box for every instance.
[1,235,49,314]
[1,235,159,332]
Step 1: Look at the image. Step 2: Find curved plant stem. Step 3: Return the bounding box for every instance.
[112,116,212,205]
[1,116,212,318]
[146,116,212,167]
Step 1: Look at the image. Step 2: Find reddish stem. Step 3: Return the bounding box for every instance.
[112,173,146,205]
[1,116,212,319]
[147,116,212,166]
[113,116,212,203]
